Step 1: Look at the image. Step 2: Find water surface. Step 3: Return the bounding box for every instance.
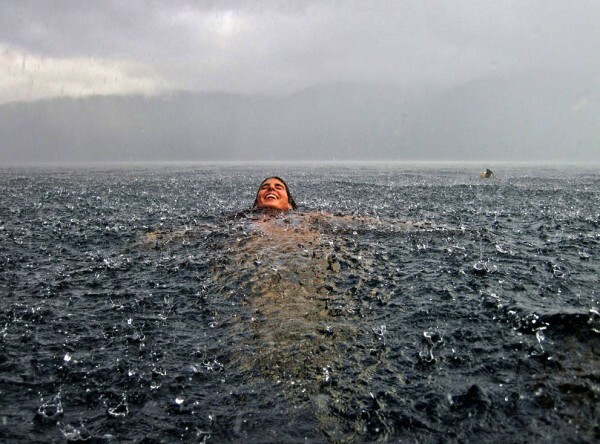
[0,164,598,442]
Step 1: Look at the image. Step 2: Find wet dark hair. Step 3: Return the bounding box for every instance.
[253,176,297,210]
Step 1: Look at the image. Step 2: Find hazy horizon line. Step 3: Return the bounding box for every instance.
[2,159,598,169]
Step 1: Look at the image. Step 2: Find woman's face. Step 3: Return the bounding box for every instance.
[255,178,292,211]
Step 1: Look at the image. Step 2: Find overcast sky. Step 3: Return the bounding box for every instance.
[1,0,598,104]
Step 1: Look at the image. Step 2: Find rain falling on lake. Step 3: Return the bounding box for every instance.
[0,163,598,442]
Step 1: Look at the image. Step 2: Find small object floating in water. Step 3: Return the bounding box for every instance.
[480,168,494,178]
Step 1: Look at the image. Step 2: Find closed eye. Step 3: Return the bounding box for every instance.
[261,184,285,190]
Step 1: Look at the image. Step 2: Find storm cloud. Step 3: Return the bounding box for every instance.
[2,1,598,101]
[0,1,598,162]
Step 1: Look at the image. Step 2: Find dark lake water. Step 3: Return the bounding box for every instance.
[0,163,598,443]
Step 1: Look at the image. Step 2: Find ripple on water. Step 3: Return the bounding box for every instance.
[0,166,598,442]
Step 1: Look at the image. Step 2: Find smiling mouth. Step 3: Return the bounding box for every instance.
[265,194,278,199]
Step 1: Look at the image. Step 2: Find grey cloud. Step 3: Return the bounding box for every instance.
[1,1,599,95]
[0,1,598,162]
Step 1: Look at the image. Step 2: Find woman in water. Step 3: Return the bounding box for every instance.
[253,176,297,211]
[140,175,439,439]
[145,176,296,243]
[145,175,434,245]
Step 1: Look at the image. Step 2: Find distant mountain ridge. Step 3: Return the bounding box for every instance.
[0,76,598,163]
